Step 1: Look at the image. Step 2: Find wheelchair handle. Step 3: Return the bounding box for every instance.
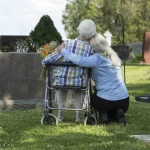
[46,61,79,67]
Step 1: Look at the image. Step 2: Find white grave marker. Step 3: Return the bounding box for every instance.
[104,30,112,46]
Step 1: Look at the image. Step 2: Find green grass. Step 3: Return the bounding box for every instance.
[124,64,150,96]
[0,64,150,150]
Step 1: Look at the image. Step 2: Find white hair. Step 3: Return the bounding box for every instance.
[77,19,96,40]
[89,33,119,67]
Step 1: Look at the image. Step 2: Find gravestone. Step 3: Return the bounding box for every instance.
[143,32,150,63]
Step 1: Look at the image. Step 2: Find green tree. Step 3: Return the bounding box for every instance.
[62,0,104,39]
[30,15,62,47]
[62,0,150,44]
[133,0,150,42]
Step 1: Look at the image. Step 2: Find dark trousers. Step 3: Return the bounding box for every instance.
[91,93,129,120]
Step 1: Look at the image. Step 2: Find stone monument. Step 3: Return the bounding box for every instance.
[143,32,150,63]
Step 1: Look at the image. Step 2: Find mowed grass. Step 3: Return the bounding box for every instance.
[0,64,150,150]
[124,64,150,96]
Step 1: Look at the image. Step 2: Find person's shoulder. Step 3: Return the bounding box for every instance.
[65,39,90,47]
[88,53,103,66]
[64,39,78,42]
[64,39,79,45]
[93,53,105,62]
[64,39,75,47]
[64,39,71,43]
[91,53,101,60]
[77,40,90,45]
[94,53,101,57]
[96,53,108,59]
[66,39,88,43]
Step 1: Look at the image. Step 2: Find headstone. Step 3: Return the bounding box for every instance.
[143,32,150,63]
[104,30,112,46]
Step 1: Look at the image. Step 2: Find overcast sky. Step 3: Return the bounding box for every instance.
[0,0,67,39]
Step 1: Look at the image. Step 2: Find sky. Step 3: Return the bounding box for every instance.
[0,0,68,39]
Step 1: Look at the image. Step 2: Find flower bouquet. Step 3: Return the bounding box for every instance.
[39,41,59,80]
[39,41,58,59]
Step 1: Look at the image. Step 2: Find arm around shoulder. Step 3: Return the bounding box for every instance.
[61,49,100,68]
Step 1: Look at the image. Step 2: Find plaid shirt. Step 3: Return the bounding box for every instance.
[42,39,93,87]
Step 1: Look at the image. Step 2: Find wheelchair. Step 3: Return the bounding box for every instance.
[40,61,97,126]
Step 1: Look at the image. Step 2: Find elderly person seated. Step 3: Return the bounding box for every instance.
[42,19,97,122]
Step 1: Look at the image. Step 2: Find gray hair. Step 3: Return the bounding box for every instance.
[77,19,96,40]
[89,33,119,67]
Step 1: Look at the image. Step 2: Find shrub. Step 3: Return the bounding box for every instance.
[131,54,143,63]
[29,15,62,48]
[0,46,11,52]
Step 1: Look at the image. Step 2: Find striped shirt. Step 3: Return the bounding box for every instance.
[42,39,93,87]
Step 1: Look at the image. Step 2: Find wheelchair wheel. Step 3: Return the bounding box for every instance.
[41,113,58,125]
[84,115,97,126]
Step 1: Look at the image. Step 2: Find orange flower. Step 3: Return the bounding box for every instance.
[40,41,58,60]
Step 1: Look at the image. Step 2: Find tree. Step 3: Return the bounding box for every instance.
[62,0,104,39]
[30,15,62,47]
[133,0,150,42]
[62,0,150,44]
[62,0,126,42]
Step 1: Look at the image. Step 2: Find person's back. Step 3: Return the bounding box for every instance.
[53,39,93,87]
[90,53,128,100]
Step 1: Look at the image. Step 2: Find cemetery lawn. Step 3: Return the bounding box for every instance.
[0,64,150,150]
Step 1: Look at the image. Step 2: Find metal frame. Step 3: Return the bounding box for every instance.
[43,62,91,113]
[115,14,126,84]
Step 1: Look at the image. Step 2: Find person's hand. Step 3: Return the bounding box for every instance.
[55,42,65,52]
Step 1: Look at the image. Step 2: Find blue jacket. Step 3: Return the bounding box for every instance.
[61,48,128,101]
